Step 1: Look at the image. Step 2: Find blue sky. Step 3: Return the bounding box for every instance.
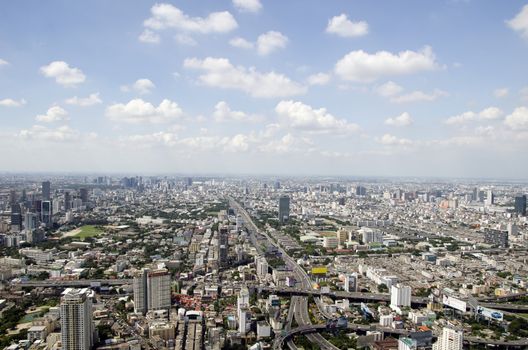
[1,0,528,177]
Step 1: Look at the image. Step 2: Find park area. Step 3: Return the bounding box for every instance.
[62,225,103,239]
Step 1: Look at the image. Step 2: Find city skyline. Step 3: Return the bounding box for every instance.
[1,1,528,177]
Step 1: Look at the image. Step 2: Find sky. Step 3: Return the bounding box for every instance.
[1,0,528,178]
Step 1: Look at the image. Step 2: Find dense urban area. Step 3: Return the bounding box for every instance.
[0,174,527,350]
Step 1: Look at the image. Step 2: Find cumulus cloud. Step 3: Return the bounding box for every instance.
[307,73,331,86]
[326,14,368,37]
[494,88,509,98]
[275,100,360,134]
[18,125,81,142]
[36,106,69,123]
[213,101,261,122]
[143,3,237,34]
[378,134,413,146]
[385,112,413,127]
[390,89,448,103]
[65,93,102,107]
[375,81,404,97]
[119,132,179,147]
[335,46,439,82]
[183,57,306,98]
[504,107,528,130]
[257,31,288,55]
[0,59,8,66]
[138,29,160,44]
[121,79,155,95]
[445,107,503,125]
[175,34,197,46]
[232,0,262,13]
[229,37,254,49]
[507,4,528,39]
[259,133,313,154]
[106,99,183,124]
[40,61,86,87]
[0,98,26,107]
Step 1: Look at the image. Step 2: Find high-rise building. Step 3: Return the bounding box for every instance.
[391,284,412,309]
[10,203,22,231]
[218,227,229,267]
[41,201,52,226]
[432,326,463,350]
[485,190,494,206]
[237,287,250,334]
[483,229,508,248]
[344,273,358,293]
[60,288,94,350]
[255,256,268,278]
[79,188,88,204]
[64,191,71,211]
[24,212,38,231]
[278,195,290,224]
[514,194,527,216]
[42,181,51,201]
[133,269,171,314]
[356,185,367,196]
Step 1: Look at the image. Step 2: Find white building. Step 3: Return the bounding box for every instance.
[432,326,463,350]
[379,314,393,327]
[360,228,383,244]
[133,268,171,314]
[323,236,338,249]
[391,284,411,309]
[60,288,94,350]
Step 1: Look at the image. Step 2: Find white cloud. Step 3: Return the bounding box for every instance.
[445,107,503,125]
[143,3,237,34]
[390,89,448,103]
[504,107,528,130]
[36,106,69,123]
[183,57,306,98]
[507,4,528,39]
[385,112,413,127]
[106,99,183,124]
[175,34,197,46]
[259,133,313,154]
[40,61,86,87]
[222,134,250,152]
[326,14,368,38]
[138,29,160,44]
[0,98,26,107]
[257,31,288,55]
[494,88,509,98]
[18,125,80,142]
[375,81,404,97]
[275,100,360,134]
[119,132,179,147]
[229,37,254,49]
[335,46,439,82]
[0,59,8,66]
[232,0,262,13]
[121,79,156,95]
[213,101,261,122]
[65,93,102,107]
[378,134,413,146]
[307,73,331,86]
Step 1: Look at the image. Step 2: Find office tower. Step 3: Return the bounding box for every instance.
[24,212,38,231]
[472,187,479,201]
[79,188,88,203]
[356,185,367,196]
[432,326,463,350]
[237,287,250,334]
[185,177,193,186]
[485,190,494,206]
[345,273,358,293]
[218,227,229,267]
[274,181,281,190]
[255,256,268,278]
[10,203,22,231]
[483,229,508,248]
[391,284,412,308]
[9,190,17,206]
[133,269,171,314]
[42,181,51,201]
[514,194,527,216]
[64,191,71,211]
[278,195,290,224]
[60,288,94,350]
[41,201,52,226]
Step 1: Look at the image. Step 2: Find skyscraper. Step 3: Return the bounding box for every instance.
[64,191,71,211]
[432,326,463,350]
[60,288,94,350]
[133,269,171,314]
[10,203,22,231]
[79,188,88,204]
[356,185,367,196]
[391,284,411,309]
[41,200,52,226]
[218,227,229,267]
[42,181,51,201]
[514,194,527,216]
[485,190,494,206]
[278,195,290,224]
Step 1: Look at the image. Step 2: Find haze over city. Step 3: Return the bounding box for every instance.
[1,1,528,177]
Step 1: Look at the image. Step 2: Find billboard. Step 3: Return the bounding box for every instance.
[311,267,328,275]
[442,295,467,312]
[476,306,504,321]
